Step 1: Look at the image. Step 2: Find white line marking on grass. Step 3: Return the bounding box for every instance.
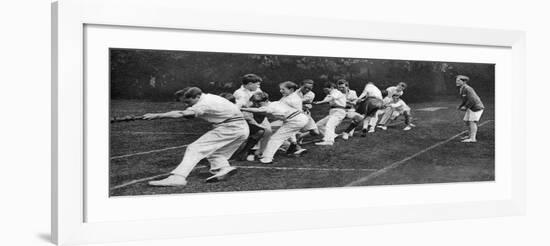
[110,145,188,160]
[345,120,493,187]
[416,107,449,112]
[232,165,378,172]
[110,173,169,191]
[109,165,378,191]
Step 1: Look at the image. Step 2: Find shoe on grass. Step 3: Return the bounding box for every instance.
[246,154,255,161]
[461,138,477,143]
[342,132,349,140]
[377,125,387,131]
[293,148,307,155]
[148,174,188,187]
[286,144,297,155]
[403,125,412,131]
[259,158,273,164]
[205,166,238,183]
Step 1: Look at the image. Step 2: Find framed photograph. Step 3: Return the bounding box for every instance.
[52,0,526,245]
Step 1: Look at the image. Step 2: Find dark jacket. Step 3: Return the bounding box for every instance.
[459,84,484,112]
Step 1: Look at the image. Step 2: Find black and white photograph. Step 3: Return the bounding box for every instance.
[109,48,494,196]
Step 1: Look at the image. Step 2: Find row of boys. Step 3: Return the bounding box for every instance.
[142,74,416,187]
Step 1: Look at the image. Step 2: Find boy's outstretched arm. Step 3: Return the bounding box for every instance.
[143,110,195,120]
[240,107,268,114]
[314,95,333,104]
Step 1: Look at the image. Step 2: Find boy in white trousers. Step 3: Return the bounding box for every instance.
[357,82,383,135]
[233,74,272,161]
[313,82,347,146]
[296,79,316,115]
[279,81,320,154]
[336,79,362,140]
[144,87,249,186]
[218,93,266,161]
[295,79,320,136]
[241,92,309,164]
[386,82,407,98]
[377,93,414,130]
[377,82,414,131]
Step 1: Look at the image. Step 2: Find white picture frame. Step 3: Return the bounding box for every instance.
[52,0,526,245]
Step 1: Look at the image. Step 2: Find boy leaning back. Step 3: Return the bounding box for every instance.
[456,75,485,143]
[233,74,272,160]
[144,87,249,186]
[313,82,347,146]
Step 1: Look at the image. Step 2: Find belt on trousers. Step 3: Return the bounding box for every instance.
[213,116,245,126]
[330,105,346,109]
[286,111,301,120]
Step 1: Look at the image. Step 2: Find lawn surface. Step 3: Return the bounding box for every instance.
[109,97,494,196]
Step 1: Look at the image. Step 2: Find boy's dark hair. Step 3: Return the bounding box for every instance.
[301,79,315,85]
[336,79,349,87]
[280,81,299,91]
[250,91,269,103]
[323,81,337,89]
[397,82,407,88]
[174,87,202,101]
[219,92,236,103]
[242,74,263,85]
[456,75,470,83]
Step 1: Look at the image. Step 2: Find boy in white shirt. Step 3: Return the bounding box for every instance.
[219,92,266,161]
[144,87,249,186]
[295,79,320,136]
[313,82,347,146]
[241,92,309,164]
[385,82,407,98]
[336,79,362,140]
[279,81,317,155]
[233,74,272,161]
[296,79,316,114]
[377,93,414,131]
[357,82,384,134]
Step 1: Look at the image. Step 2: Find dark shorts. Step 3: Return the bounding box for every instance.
[356,97,384,116]
[248,123,265,135]
[253,113,266,124]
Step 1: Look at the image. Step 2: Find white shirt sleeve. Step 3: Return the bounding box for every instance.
[302,92,315,103]
[186,103,209,117]
[348,90,358,103]
[359,85,370,98]
[233,90,248,108]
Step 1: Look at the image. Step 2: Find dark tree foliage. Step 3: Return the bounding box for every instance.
[110,48,494,102]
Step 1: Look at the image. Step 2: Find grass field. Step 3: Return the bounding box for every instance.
[109,97,494,196]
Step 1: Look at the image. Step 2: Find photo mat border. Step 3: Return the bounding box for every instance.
[52,0,525,245]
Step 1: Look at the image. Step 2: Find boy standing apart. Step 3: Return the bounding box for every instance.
[144,87,249,186]
[456,75,485,143]
[313,82,347,146]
